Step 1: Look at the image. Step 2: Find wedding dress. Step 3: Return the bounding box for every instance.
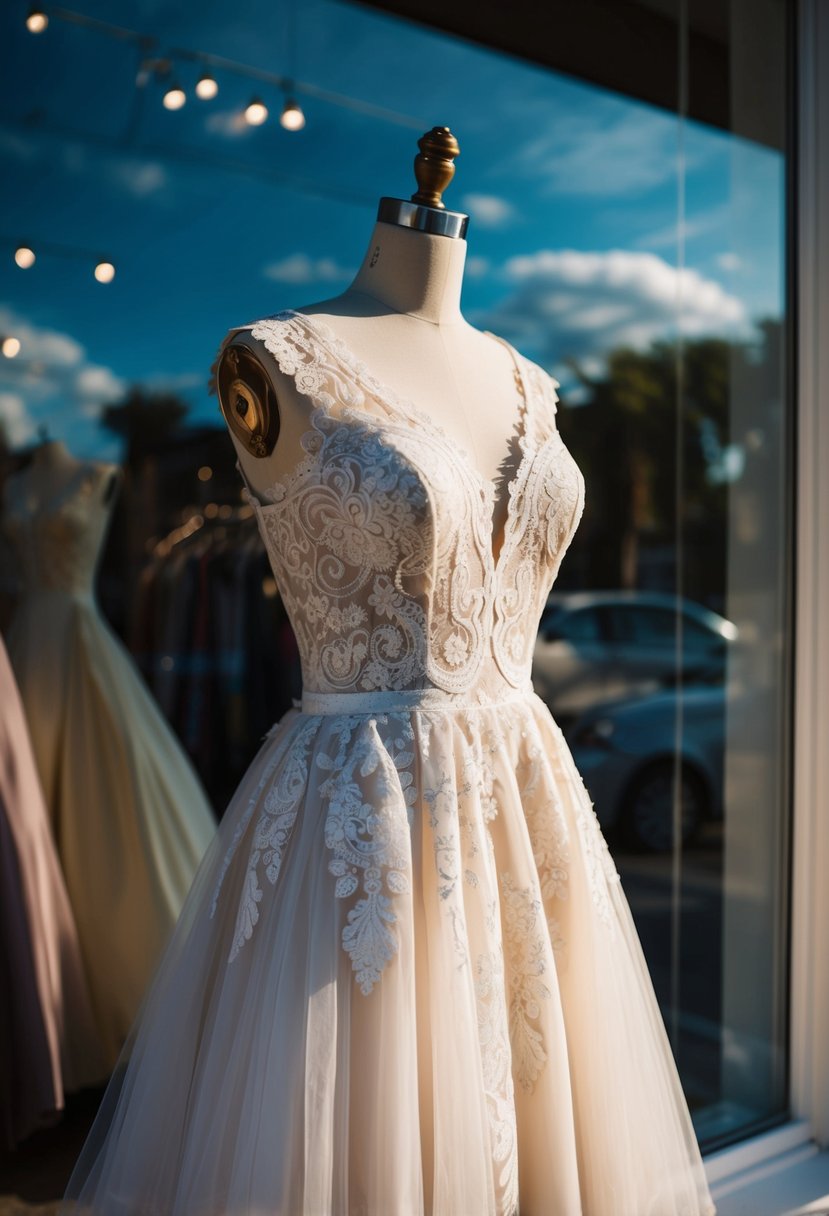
[62,309,715,1215]
[5,455,216,1070]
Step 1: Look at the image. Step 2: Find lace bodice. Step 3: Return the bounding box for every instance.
[211,310,585,702]
[4,464,118,599]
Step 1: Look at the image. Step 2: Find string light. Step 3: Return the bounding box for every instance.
[162,82,186,110]
[1,337,21,358]
[94,261,115,283]
[280,97,305,131]
[14,246,36,268]
[195,72,218,100]
[244,96,268,126]
[26,7,48,33]
[21,8,423,133]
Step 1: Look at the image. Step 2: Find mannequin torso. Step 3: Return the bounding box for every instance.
[5,441,121,514]
[216,222,526,553]
[4,441,122,599]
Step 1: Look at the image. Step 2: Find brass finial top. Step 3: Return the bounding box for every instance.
[410,126,460,210]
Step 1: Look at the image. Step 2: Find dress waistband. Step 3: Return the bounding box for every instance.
[297,685,535,717]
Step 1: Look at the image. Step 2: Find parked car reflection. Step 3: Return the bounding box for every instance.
[564,672,726,852]
[532,590,737,731]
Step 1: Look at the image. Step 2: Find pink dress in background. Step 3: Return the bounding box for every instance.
[0,634,105,1148]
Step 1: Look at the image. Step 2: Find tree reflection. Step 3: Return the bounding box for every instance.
[557,317,783,611]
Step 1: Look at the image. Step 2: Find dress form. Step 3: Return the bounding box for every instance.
[5,439,121,543]
[59,130,716,1216]
[217,129,526,557]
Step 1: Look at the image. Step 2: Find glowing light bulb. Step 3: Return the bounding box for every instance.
[94,261,115,283]
[244,97,268,126]
[280,97,305,131]
[26,8,48,33]
[163,84,186,110]
[196,73,218,100]
[15,246,35,268]
[2,337,21,358]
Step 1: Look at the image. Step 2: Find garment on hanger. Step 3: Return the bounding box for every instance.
[62,310,716,1216]
[131,516,300,811]
[4,459,216,1071]
[0,634,105,1148]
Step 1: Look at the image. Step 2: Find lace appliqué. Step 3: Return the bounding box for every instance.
[476,940,519,1216]
[226,716,319,961]
[209,715,303,919]
[424,774,462,901]
[552,722,622,931]
[501,872,551,1092]
[316,715,417,994]
[254,410,434,695]
[492,366,585,689]
[210,311,586,699]
[518,728,571,905]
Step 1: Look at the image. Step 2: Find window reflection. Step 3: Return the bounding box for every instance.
[534,0,791,1139]
[0,0,791,1158]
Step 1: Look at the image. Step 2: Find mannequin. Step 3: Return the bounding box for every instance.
[216,126,526,561]
[4,440,123,814]
[59,128,716,1216]
[6,438,121,533]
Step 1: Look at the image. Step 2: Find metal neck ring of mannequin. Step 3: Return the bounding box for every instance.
[376,196,469,240]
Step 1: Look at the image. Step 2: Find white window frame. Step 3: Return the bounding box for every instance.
[703,0,829,1203]
[788,0,829,1152]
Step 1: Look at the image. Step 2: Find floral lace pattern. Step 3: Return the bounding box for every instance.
[226,717,320,961]
[500,872,551,1093]
[476,937,520,1216]
[210,310,585,701]
[518,727,572,905]
[205,312,624,997]
[316,714,418,994]
[491,360,584,686]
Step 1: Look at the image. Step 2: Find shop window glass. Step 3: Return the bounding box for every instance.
[0,0,791,1154]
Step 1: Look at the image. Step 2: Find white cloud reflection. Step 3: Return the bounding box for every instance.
[0,305,126,450]
[263,253,355,284]
[481,247,749,377]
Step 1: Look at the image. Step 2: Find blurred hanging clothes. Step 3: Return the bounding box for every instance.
[0,634,106,1149]
[4,449,216,1071]
[131,511,301,814]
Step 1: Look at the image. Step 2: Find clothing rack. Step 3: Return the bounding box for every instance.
[131,504,300,813]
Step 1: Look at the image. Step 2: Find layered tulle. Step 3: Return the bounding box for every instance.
[62,691,715,1216]
[8,593,216,1069]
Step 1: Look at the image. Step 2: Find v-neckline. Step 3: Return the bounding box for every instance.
[282,308,535,571]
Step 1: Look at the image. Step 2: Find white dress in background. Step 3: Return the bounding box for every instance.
[5,458,216,1070]
[61,311,716,1215]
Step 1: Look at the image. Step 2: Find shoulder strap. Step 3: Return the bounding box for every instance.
[208,311,368,419]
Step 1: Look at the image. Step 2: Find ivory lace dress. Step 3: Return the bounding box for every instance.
[5,461,216,1070]
[62,309,716,1216]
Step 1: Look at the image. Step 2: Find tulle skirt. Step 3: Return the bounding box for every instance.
[8,591,216,1069]
[61,687,715,1216]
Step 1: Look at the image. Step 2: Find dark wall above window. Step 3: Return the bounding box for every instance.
[360,0,787,151]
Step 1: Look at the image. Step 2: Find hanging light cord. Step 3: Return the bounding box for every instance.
[36,5,427,130]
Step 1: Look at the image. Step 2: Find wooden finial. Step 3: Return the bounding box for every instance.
[410,126,460,210]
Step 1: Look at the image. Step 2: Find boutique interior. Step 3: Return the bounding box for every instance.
[0,0,799,1208]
